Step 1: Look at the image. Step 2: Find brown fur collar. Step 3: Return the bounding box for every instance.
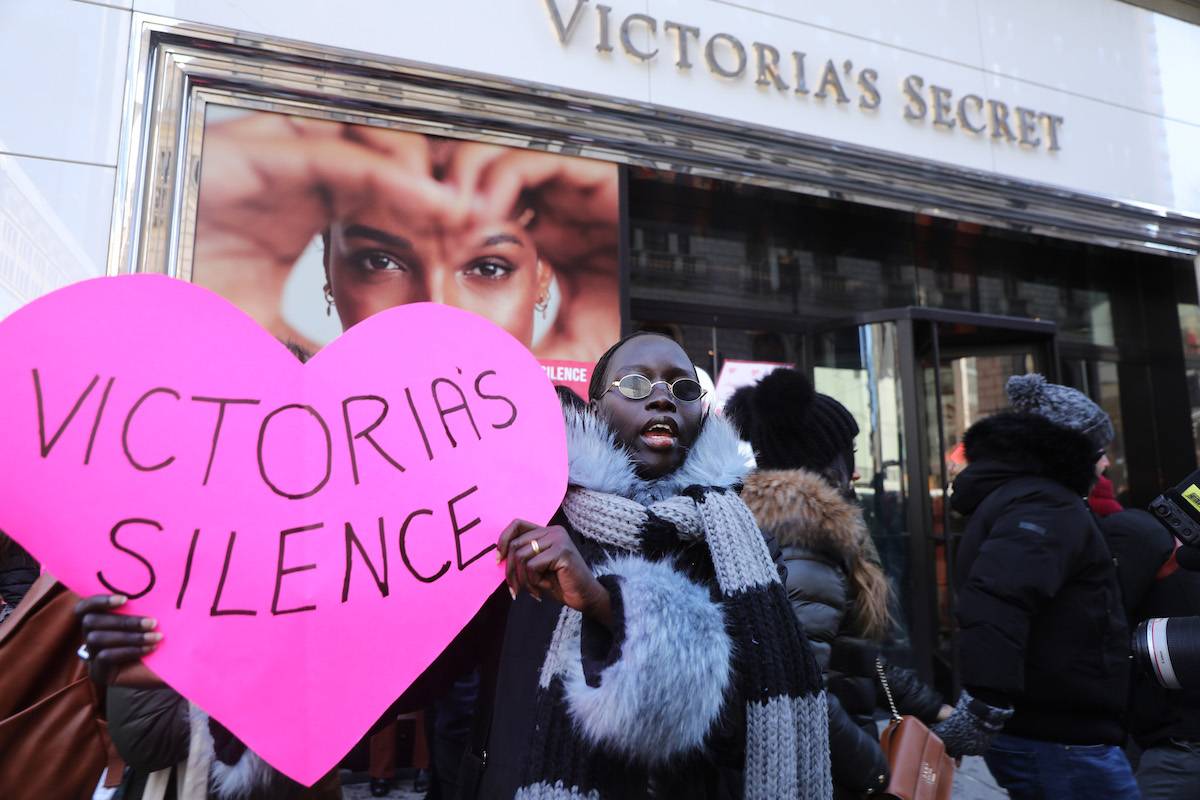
[742,469,869,561]
[741,468,892,639]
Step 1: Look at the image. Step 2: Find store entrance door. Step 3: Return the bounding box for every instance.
[805,308,1058,693]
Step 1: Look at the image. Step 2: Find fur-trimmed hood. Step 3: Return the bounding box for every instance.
[952,411,1099,513]
[741,468,892,640]
[741,469,868,563]
[564,406,749,504]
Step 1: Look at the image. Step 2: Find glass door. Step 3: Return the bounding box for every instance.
[807,321,915,666]
[805,309,1057,690]
[632,307,1057,690]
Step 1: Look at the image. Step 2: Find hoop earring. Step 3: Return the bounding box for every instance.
[323,283,334,317]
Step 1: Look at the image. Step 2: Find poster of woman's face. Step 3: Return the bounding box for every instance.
[189,107,620,379]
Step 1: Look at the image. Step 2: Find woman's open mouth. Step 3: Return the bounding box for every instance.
[640,418,679,451]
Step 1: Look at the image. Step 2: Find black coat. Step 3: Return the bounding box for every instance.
[1100,509,1200,748]
[477,520,762,800]
[951,412,1131,746]
[405,516,789,797]
[0,536,38,610]
[104,685,344,800]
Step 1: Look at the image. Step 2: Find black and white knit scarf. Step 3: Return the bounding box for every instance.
[516,408,832,800]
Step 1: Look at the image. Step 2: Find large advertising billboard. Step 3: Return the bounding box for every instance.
[189,107,621,396]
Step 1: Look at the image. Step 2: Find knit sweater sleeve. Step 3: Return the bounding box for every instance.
[568,554,733,762]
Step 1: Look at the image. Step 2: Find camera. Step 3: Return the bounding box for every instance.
[1148,469,1200,548]
[1132,617,1200,690]
[1120,471,1200,690]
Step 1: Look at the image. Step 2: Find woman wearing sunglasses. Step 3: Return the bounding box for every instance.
[73,332,833,800]
[487,331,833,799]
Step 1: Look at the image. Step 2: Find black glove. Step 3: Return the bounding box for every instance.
[930,690,1013,757]
[1175,543,1200,571]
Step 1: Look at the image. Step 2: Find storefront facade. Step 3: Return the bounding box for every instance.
[2,0,1199,688]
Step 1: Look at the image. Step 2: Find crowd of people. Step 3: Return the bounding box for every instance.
[3,330,1199,799]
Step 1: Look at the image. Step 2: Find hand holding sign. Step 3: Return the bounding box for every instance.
[0,275,567,785]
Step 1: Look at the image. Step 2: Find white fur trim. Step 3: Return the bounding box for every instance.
[564,406,639,497]
[563,554,732,763]
[565,407,749,505]
[189,706,276,799]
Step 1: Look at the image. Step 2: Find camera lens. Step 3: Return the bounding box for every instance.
[1133,617,1200,690]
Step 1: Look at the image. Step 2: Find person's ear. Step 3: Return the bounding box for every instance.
[536,259,553,302]
[321,228,332,280]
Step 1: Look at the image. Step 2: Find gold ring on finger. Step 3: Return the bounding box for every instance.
[530,538,542,555]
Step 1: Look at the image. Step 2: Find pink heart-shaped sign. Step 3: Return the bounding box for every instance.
[0,275,567,785]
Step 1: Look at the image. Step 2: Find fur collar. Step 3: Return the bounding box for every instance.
[564,407,749,505]
[189,706,275,799]
[740,469,867,562]
[740,468,892,639]
[956,411,1099,505]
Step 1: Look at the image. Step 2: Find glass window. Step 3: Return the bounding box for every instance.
[630,173,1126,349]
[811,322,913,663]
[1177,264,1200,467]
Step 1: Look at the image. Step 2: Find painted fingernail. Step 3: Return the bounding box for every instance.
[145,632,164,643]
[142,645,156,654]
[110,595,127,605]
[141,618,157,630]
[495,551,503,564]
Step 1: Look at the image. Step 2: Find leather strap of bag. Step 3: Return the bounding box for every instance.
[876,658,903,724]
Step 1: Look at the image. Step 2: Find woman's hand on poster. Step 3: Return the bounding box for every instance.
[497,520,612,628]
[449,146,619,275]
[196,115,460,267]
[74,594,160,686]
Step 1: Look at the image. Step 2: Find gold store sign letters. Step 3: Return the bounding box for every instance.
[543,0,1064,152]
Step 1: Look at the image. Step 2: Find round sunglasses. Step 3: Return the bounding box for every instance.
[607,373,706,402]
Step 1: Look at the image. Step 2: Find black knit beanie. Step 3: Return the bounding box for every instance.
[726,368,859,471]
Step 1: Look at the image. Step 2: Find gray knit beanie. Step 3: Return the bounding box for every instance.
[1006,374,1114,451]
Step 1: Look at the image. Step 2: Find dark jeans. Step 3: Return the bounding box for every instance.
[984,733,1141,799]
[1137,740,1200,799]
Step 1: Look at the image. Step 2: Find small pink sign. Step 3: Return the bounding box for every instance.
[0,275,567,786]
[540,358,592,400]
[714,359,791,413]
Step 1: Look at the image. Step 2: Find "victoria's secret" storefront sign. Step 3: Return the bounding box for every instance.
[542,0,1065,152]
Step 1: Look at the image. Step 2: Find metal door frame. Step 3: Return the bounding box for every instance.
[808,307,1058,685]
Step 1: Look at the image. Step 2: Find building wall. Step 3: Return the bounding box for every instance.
[1,0,1197,316]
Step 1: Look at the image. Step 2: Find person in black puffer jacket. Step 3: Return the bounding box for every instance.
[938,374,1137,800]
[731,369,949,799]
[1099,507,1200,799]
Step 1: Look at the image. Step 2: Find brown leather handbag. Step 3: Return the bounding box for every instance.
[0,574,122,800]
[876,659,955,800]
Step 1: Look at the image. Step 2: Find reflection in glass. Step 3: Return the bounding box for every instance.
[812,322,912,664]
[1061,358,1129,500]
[629,173,1123,348]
